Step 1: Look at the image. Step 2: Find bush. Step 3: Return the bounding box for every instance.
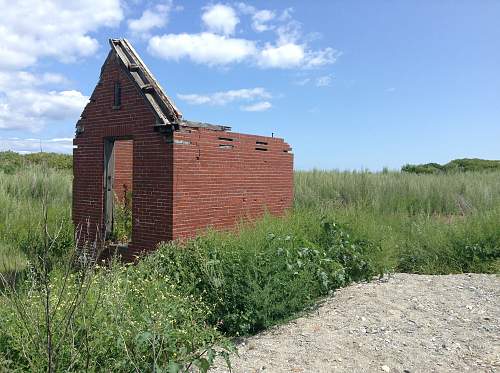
[0,259,232,372]
[148,212,382,336]
[402,158,500,174]
[0,151,72,174]
[396,209,500,274]
[1,210,381,371]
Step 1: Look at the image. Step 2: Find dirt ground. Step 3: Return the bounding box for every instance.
[212,273,499,373]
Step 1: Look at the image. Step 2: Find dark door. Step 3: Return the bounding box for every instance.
[104,139,115,239]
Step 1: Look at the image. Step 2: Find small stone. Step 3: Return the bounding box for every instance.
[381,365,390,372]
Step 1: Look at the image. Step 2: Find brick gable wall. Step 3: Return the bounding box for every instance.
[73,53,173,261]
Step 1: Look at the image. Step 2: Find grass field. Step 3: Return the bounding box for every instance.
[295,170,500,273]
[0,159,499,371]
[3,165,498,273]
[0,165,72,272]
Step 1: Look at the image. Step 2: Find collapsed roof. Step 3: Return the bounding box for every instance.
[109,39,231,132]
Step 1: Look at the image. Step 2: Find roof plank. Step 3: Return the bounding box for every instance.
[108,39,231,133]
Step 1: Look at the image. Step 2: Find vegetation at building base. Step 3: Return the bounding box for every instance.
[149,213,381,336]
[0,209,379,371]
[111,191,133,244]
[0,154,499,370]
[0,237,233,372]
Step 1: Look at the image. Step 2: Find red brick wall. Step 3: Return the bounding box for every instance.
[113,139,133,201]
[73,50,293,261]
[73,52,173,261]
[171,128,293,240]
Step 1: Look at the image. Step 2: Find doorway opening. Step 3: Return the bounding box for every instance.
[104,137,133,245]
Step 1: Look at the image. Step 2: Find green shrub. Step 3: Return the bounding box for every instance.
[111,191,133,244]
[402,158,500,174]
[401,162,443,174]
[0,259,232,372]
[148,212,382,336]
[396,209,500,274]
[0,151,72,173]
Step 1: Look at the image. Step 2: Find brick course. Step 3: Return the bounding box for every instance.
[113,139,133,201]
[73,50,293,261]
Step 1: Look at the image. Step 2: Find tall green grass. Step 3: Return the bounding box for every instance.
[295,170,500,273]
[0,166,72,272]
[1,166,499,273]
[295,169,500,215]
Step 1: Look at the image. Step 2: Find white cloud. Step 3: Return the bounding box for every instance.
[147,3,339,69]
[148,32,256,65]
[0,89,88,131]
[0,71,68,91]
[304,48,341,69]
[252,10,275,32]
[149,32,337,69]
[241,101,272,112]
[0,71,88,131]
[235,2,256,14]
[316,75,332,87]
[177,87,271,106]
[258,43,304,68]
[276,20,302,44]
[202,4,239,36]
[0,137,73,153]
[0,1,99,132]
[237,3,279,33]
[128,1,173,38]
[278,7,294,22]
[0,0,123,69]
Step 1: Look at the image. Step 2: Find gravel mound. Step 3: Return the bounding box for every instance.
[212,273,499,372]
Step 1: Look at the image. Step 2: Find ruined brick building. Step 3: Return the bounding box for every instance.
[73,39,293,260]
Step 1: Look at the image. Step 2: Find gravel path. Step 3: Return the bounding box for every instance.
[212,273,499,373]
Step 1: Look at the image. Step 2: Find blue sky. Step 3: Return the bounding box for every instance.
[0,0,498,170]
